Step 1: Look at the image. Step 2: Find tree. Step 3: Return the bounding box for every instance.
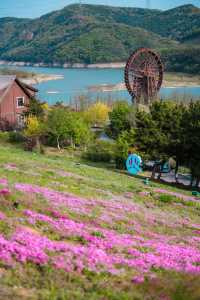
[190,159,200,188]
[114,129,137,169]
[115,131,130,169]
[108,101,136,138]
[150,101,186,180]
[84,102,110,127]
[47,108,72,150]
[46,108,92,150]
[73,95,91,112]
[69,117,92,149]
[182,102,200,187]
[25,98,48,119]
[24,116,45,152]
[135,101,200,184]
[135,108,167,160]
[135,102,184,179]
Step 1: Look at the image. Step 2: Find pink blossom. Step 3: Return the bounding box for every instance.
[0,189,10,196]
[139,191,150,197]
[0,180,194,281]
[4,164,17,171]
[0,211,6,220]
[132,275,145,284]
[0,178,8,187]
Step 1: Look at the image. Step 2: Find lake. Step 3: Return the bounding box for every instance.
[3,65,200,104]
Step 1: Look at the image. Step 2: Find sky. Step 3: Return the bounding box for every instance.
[0,0,199,18]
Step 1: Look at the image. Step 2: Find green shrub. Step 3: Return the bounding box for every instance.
[0,131,9,142]
[84,141,115,162]
[159,194,176,203]
[8,131,26,144]
[114,131,130,169]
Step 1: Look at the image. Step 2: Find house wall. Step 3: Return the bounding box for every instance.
[0,81,33,126]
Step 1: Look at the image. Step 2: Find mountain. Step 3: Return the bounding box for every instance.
[0,21,176,64]
[133,4,200,41]
[0,4,199,73]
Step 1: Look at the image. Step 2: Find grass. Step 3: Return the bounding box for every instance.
[0,141,200,299]
[158,194,177,203]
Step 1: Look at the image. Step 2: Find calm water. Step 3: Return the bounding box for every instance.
[2,65,200,105]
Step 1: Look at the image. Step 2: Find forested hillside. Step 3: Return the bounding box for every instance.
[0,3,199,73]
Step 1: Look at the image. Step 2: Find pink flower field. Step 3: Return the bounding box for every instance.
[0,152,200,299]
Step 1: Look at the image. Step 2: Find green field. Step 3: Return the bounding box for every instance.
[0,140,200,300]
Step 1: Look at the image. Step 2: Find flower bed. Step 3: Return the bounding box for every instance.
[0,180,199,284]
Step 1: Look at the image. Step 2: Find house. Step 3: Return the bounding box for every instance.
[0,75,38,128]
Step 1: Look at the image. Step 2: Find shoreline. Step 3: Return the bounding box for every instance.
[23,73,200,91]
[20,74,64,85]
[88,82,200,93]
[1,61,200,90]
[0,60,125,69]
[88,73,200,92]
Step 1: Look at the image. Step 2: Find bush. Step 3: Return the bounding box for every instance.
[0,119,14,131]
[0,132,9,142]
[108,101,135,138]
[84,141,115,162]
[8,131,26,144]
[159,194,176,203]
[23,138,36,152]
[43,134,58,147]
[114,130,136,169]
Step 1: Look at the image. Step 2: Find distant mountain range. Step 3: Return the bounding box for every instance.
[0,4,200,73]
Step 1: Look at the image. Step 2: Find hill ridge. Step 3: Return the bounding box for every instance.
[0,3,199,73]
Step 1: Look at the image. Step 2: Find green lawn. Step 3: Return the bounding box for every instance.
[0,142,200,300]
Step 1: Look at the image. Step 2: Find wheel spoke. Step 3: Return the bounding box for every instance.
[125,48,163,103]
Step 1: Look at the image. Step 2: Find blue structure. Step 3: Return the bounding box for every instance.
[161,162,171,173]
[126,154,142,175]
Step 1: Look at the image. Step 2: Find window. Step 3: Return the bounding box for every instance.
[17,97,25,108]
